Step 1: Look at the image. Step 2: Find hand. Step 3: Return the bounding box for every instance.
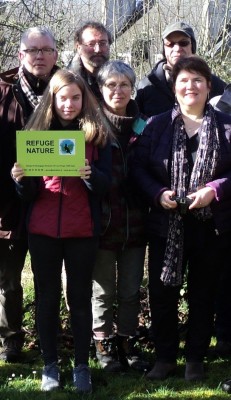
[79,159,92,180]
[11,162,25,182]
[188,187,215,209]
[159,190,178,210]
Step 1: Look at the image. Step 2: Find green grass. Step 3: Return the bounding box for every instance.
[0,254,230,399]
[1,358,231,399]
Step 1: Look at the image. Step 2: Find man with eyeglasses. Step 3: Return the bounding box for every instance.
[68,21,112,99]
[0,26,58,363]
[136,21,226,117]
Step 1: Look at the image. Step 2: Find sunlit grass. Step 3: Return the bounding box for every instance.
[0,252,228,399]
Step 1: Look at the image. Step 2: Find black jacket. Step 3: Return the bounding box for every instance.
[131,109,231,237]
[68,55,103,100]
[136,59,227,117]
[213,84,231,115]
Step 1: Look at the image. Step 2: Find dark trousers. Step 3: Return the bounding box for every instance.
[215,260,231,342]
[0,239,28,344]
[28,233,98,366]
[148,218,229,363]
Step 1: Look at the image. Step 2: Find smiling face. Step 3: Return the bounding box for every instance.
[19,33,58,79]
[54,83,83,126]
[164,32,193,68]
[174,69,211,113]
[101,74,132,116]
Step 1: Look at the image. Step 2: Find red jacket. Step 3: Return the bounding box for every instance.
[29,176,93,238]
[16,142,112,238]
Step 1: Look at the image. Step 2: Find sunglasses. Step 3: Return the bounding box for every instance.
[164,40,191,48]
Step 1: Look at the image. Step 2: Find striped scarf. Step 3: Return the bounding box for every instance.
[18,66,42,108]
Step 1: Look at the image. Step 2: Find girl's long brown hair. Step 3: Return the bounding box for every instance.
[25,69,112,146]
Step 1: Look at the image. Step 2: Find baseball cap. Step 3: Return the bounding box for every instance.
[162,21,196,53]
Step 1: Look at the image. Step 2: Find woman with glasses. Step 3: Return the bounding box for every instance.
[92,60,150,373]
[131,56,231,381]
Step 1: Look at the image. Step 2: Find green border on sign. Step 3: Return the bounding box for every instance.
[16,130,85,176]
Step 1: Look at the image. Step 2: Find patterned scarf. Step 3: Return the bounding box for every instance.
[160,104,220,287]
[18,66,42,108]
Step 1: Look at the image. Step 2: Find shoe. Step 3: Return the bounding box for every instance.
[0,337,22,363]
[221,378,231,393]
[215,340,231,357]
[185,362,204,381]
[41,362,60,391]
[146,361,177,380]
[73,364,92,394]
[117,335,150,372]
[95,338,123,372]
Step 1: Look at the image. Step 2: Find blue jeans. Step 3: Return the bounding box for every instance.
[92,246,146,339]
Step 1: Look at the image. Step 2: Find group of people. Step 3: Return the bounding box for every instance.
[1,18,231,395]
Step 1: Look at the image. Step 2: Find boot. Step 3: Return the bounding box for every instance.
[117,335,150,372]
[95,338,123,372]
[221,378,231,394]
[0,334,24,363]
[146,361,177,380]
[185,362,205,381]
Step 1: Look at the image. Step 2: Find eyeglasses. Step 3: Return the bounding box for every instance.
[22,48,55,56]
[103,82,132,91]
[81,41,109,50]
[164,40,191,48]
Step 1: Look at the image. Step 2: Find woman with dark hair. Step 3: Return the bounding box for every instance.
[131,56,231,381]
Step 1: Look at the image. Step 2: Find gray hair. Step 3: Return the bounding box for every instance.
[97,60,136,89]
[20,26,57,49]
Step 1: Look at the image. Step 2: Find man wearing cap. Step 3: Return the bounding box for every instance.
[136,21,226,117]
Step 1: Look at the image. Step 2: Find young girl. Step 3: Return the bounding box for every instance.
[11,69,111,394]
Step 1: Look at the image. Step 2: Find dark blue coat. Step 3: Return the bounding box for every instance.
[131,109,231,237]
[136,60,227,117]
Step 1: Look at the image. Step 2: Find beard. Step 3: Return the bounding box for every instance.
[88,54,109,69]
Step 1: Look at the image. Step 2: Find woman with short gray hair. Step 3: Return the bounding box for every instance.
[97,60,136,90]
[92,60,149,373]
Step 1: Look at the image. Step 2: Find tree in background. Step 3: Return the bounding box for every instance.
[0,0,230,84]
